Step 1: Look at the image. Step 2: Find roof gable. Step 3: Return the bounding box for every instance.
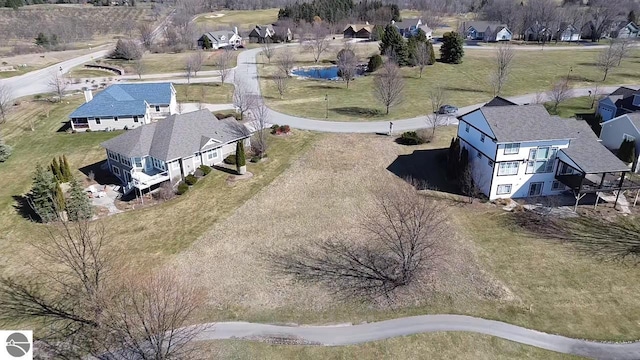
[460,109,496,139]
[69,82,173,118]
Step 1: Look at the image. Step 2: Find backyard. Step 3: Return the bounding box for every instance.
[99,49,237,76]
[174,83,234,104]
[259,44,640,121]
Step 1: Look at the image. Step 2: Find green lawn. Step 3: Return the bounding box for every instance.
[205,333,582,359]
[68,68,116,79]
[259,46,640,121]
[102,50,230,76]
[545,96,595,118]
[194,9,279,31]
[174,83,234,104]
[0,67,33,78]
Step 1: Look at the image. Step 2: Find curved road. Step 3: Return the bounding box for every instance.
[193,314,640,359]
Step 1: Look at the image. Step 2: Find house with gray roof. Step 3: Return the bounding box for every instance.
[457,101,630,201]
[597,86,640,121]
[600,113,640,172]
[198,28,242,49]
[101,110,251,195]
[462,21,512,41]
[69,83,177,132]
[391,18,432,40]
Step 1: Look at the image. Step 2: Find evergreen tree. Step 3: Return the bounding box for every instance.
[380,25,409,66]
[446,137,461,179]
[372,24,385,41]
[427,42,436,65]
[66,178,93,221]
[0,135,12,163]
[62,155,72,182]
[35,32,49,47]
[367,54,383,73]
[235,141,246,169]
[408,29,428,65]
[618,139,636,164]
[202,36,212,50]
[440,31,465,64]
[51,157,63,183]
[29,164,57,222]
[629,10,637,25]
[53,181,65,213]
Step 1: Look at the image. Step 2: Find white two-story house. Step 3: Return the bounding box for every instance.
[457,102,629,200]
[69,83,178,132]
[101,110,251,195]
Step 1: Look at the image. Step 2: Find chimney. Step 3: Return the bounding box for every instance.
[83,89,93,103]
[234,26,238,35]
[391,20,395,25]
[365,21,369,25]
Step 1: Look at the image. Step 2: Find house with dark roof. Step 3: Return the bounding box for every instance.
[462,21,512,41]
[611,21,639,38]
[198,29,242,49]
[457,102,630,201]
[69,83,177,132]
[524,22,581,42]
[248,24,292,43]
[600,113,640,172]
[101,110,251,195]
[597,86,640,121]
[343,23,373,39]
[391,18,432,40]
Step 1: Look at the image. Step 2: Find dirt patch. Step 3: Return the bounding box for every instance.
[170,132,512,316]
[205,13,225,18]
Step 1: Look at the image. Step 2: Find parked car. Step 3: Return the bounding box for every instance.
[437,105,458,114]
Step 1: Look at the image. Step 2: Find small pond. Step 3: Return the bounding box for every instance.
[291,65,366,80]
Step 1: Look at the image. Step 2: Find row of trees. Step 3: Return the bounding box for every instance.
[379,26,436,70]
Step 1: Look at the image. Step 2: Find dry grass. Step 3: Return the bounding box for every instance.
[175,83,234,104]
[172,128,511,323]
[0,46,112,78]
[194,9,279,32]
[102,50,236,75]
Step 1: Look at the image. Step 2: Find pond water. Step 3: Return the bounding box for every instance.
[291,66,365,80]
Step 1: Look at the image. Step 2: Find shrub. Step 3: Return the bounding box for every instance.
[280,125,291,133]
[250,155,261,163]
[110,39,143,60]
[270,124,280,134]
[399,131,425,145]
[199,165,212,175]
[185,174,198,186]
[271,124,291,135]
[153,181,175,201]
[177,182,189,195]
[224,154,236,165]
[367,54,383,73]
[415,129,433,143]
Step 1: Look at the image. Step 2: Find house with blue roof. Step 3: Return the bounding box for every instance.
[69,82,177,132]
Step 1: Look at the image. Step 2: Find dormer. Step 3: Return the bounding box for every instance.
[633,94,640,107]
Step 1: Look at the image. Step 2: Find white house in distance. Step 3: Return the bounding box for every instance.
[457,101,630,201]
[69,83,177,132]
[101,110,251,195]
[600,113,640,172]
[197,28,242,49]
[462,21,512,41]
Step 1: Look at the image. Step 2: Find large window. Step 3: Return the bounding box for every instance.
[528,182,544,196]
[134,157,142,168]
[207,149,218,160]
[503,143,520,155]
[526,146,558,174]
[108,151,119,162]
[120,155,131,167]
[498,161,519,176]
[111,165,120,176]
[497,184,512,194]
[95,118,101,125]
[551,180,564,191]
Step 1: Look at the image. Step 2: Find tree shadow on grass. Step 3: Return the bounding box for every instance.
[306,84,342,90]
[616,72,640,80]
[213,165,238,175]
[12,195,39,222]
[332,107,383,118]
[56,121,71,133]
[568,74,594,82]
[386,148,462,195]
[442,86,484,93]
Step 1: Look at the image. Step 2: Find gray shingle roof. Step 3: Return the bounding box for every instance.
[202,31,236,43]
[479,104,573,142]
[69,83,174,118]
[101,110,250,161]
[560,120,629,173]
[465,21,507,32]
[484,96,517,107]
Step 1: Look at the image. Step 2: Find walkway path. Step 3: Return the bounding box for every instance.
[191,314,640,359]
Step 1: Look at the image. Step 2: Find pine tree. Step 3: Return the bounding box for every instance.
[236,141,246,170]
[51,157,63,183]
[440,31,465,64]
[380,25,409,66]
[29,164,57,222]
[427,42,436,65]
[53,182,65,213]
[629,10,637,25]
[62,155,72,182]
[66,178,93,221]
[0,135,12,162]
[618,139,636,164]
[202,36,212,50]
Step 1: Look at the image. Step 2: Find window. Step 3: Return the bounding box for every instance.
[480,134,485,143]
[155,106,160,112]
[125,172,131,182]
[551,180,564,191]
[498,161,519,176]
[114,117,118,122]
[134,158,142,168]
[528,182,544,196]
[120,156,131,167]
[488,159,494,166]
[526,146,558,174]
[623,133,636,142]
[95,118,101,125]
[497,184,512,194]
[172,161,180,170]
[465,123,470,133]
[503,143,520,155]
[133,116,139,123]
[111,165,120,176]
[108,151,119,162]
[207,149,218,160]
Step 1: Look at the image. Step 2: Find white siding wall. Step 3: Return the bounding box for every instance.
[496,28,512,41]
[86,116,146,131]
[457,120,497,159]
[148,104,173,119]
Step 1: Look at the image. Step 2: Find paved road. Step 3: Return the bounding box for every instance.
[193,315,640,359]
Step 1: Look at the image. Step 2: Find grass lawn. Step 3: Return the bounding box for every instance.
[204,333,581,359]
[259,45,640,121]
[0,67,33,78]
[544,96,595,118]
[102,50,232,76]
[194,9,279,31]
[67,68,117,79]
[174,83,234,104]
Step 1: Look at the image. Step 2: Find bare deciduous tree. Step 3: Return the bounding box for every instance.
[138,22,155,49]
[549,78,573,112]
[276,49,295,77]
[233,80,258,120]
[489,43,515,96]
[188,50,205,76]
[271,70,290,99]
[414,41,430,79]
[261,37,275,64]
[426,86,448,137]
[597,42,619,81]
[337,43,358,88]
[270,184,446,301]
[133,59,145,80]
[304,23,330,63]
[373,62,405,115]
[612,38,633,66]
[0,83,12,125]
[250,101,270,158]
[215,49,234,84]
[48,72,67,102]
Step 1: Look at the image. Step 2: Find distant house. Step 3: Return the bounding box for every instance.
[462,21,512,41]
[101,110,251,195]
[69,83,177,132]
[198,29,242,50]
[343,23,373,39]
[457,101,629,200]
[600,113,640,171]
[610,21,640,38]
[524,22,552,42]
[248,25,275,43]
[392,18,432,40]
[555,23,581,42]
[597,86,640,122]
[525,22,580,42]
